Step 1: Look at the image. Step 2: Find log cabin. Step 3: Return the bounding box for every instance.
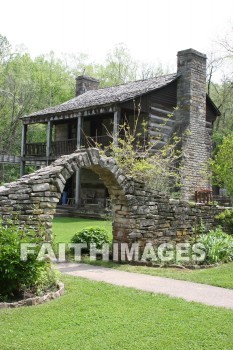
[20,49,220,216]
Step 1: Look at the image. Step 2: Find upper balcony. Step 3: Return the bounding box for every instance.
[25,135,112,158]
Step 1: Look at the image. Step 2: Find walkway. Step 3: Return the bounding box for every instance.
[0,155,21,164]
[0,154,46,166]
[58,263,233,310]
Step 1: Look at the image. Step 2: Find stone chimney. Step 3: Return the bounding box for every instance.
[75,76,100,96]
[176,49,211,199]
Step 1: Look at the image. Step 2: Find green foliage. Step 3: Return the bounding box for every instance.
[0,223,57,301]
[71,227,110,252]
[0,51,74,156]
[192,219,208,238]
[0,164,20,184]
[98,43,137,86]
[197,227,233,264]
[98,109,181,194]
[215,209,233,234]
[210,81,233,136]
[210,132,233,195]
[0,34,11,63]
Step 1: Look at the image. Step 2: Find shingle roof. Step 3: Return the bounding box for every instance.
[26,73,178,118]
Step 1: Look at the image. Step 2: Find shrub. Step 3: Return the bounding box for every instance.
[215,209,233,234]
[196,227,233,264]
[0,223,58,301]
[71,227,111,253]
[92,109,182,195]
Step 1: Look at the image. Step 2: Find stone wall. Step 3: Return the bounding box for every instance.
[0,149,224,252]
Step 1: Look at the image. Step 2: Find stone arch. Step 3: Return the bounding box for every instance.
[0,149,147,244]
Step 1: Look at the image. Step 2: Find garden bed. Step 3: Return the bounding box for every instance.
[0,282,64,309]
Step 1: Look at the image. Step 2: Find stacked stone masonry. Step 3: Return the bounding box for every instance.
[0,149,224,253]
[176,49,212,199]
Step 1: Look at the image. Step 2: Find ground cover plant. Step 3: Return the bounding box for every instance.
[0,275,233,350]
[195,227,233,264]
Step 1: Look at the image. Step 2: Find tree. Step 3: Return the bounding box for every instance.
[99,43,138,86]
[0,36,75,183]
[0,34,11,64]
[210,133,233,195]
[0,46,75,155]
[208,26,233,139]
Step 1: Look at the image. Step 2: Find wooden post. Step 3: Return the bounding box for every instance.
[76,115,82,149]
[75,115,82,207]
[20,123,27,177]
[113,108,121,146]
[75,169,81,207]
[46,121,52,164]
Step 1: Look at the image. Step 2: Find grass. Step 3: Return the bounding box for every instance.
[53,217,233,289]
[0,275,233,350]
[53,217,112,243]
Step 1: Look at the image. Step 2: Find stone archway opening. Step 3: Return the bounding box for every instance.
[52,149,133,244]
[59,168,111,219]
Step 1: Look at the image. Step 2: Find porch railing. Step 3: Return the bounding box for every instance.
[25,135,111,157]
[52,139,77,157]
[25,142,46,157]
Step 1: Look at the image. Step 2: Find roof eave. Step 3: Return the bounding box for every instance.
[206,94,221,117]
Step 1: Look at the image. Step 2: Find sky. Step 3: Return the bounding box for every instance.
[1,0,233,74]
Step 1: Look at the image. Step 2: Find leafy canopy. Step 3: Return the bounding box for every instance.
[210,132,233,195]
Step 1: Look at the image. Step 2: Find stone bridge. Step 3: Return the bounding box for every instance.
[0,148,221,251]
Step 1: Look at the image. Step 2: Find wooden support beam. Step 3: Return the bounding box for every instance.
[46,121,52,164]
[113,108,121,146]
[75,168,81,207]
[75,115,82,206]
[77,116,82,149]
[20,124,27,176]
[23,106,118,125]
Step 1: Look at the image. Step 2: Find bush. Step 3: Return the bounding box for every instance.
[215,209,233,234]
[196,227,233,264]
[95,112,182,195]
[71,227,111,253]
[0,223,57,301]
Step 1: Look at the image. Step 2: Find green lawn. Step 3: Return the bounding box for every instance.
[1,275,233,350]
[53,217,112,243]
[53,217,233,289]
